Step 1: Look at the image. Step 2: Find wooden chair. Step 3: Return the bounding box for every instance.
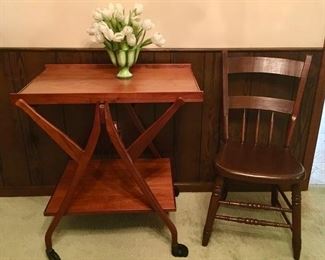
[202,51,312,260]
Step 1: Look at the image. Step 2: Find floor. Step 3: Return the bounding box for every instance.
[310,104,325,184]
[1,189,325,260]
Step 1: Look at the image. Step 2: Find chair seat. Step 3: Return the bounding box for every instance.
[215,142,305,184]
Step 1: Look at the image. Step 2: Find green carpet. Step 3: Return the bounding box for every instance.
[0,186,324,259]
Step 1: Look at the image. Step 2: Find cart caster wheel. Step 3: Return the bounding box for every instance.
[174,187,180,197]
[46,249,61,260]
[172,243,188,257]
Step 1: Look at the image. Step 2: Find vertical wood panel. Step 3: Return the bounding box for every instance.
[199,52,220,181]
[64,105,94,150]
[55,50,94,64]
[134,52,156,157]
[294,51,323,188]
[172,51,204,182]
[153,52,174,158]
[91,50,108,64]
[0,48,322,194]
[26,106,68,185]
[303,47,325,189]
[117,52,156,156]
[0,153,4,186]
[18,51,68,185]
[0,51,31,186]
[287,51,322,173]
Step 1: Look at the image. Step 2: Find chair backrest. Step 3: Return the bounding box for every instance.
[222,50,312,147]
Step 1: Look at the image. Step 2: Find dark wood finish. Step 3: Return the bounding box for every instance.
[275,198,292,228]
[228,56,304,76]
[202,176,224,246]
[127,98,184,160]
[218,200,291,212]
[199,52,220,181]
[271,185,278,206]
[11,64,202,257]
[45,159,176,215]
[0,52,31,186]
[15,99,83,162]
[202,51,313,260]
[223,53,312,147]
[0,185,54,196]
[0,148,3,186]
[0,48,323,195]
[175,182,214,192]
[292,183,302,259]
[125,104,161,158]
[229,96,294,114]
[278,187,293,209]
[303,40,325,189]
[216,142,305,184]
[286,55,312,147]
[173,52,205,183]
[215,214,291,228]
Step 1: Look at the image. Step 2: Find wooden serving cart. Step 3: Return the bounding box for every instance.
[10,64,203,259]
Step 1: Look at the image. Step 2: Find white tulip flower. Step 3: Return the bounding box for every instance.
[112,3,124,22]
[126,34,136,46]
[98,21,114,41]
[88,3,166,51]
[93,8,103,21]
[115,3,124,13]
[151,32,166,47]
[122,26,133,36]
[115,11,125,22]
[93,32,104,43]
[142,19,155,31]
[101,8,114,20]
[134,3,143,15]
[130,14,141,27]
[124,13,130,24]
[98,21,108,30]
[113,32,125,42]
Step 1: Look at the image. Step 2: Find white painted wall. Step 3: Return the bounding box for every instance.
[1,0,324,48]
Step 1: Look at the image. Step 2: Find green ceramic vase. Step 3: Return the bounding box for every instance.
[106,47,140,79]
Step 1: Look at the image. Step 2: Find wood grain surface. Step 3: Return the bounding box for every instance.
[45,159,176,215]
[11,64,203,104]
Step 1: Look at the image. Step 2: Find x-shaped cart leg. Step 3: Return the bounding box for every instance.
[15,98,188,259]
[16,99,101,260]
[104,100,188,256]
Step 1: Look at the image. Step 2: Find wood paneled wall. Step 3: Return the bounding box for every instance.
[0,48,323,196]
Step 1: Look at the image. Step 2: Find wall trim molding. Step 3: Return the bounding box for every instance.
[0,47,323,52]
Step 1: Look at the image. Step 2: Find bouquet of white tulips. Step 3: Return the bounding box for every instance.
[87,3,166,79]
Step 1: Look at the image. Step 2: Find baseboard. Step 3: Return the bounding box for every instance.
[0,183,213,197]
[0,186,55,197]
[0,181,308,197]
[175,182,214,192]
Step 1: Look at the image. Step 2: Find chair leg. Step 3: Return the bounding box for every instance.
[292,183,302,260]
[271,185,278,206]
[202,176,224,246]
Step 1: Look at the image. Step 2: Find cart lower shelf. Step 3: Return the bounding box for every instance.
[44,158,176,216]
